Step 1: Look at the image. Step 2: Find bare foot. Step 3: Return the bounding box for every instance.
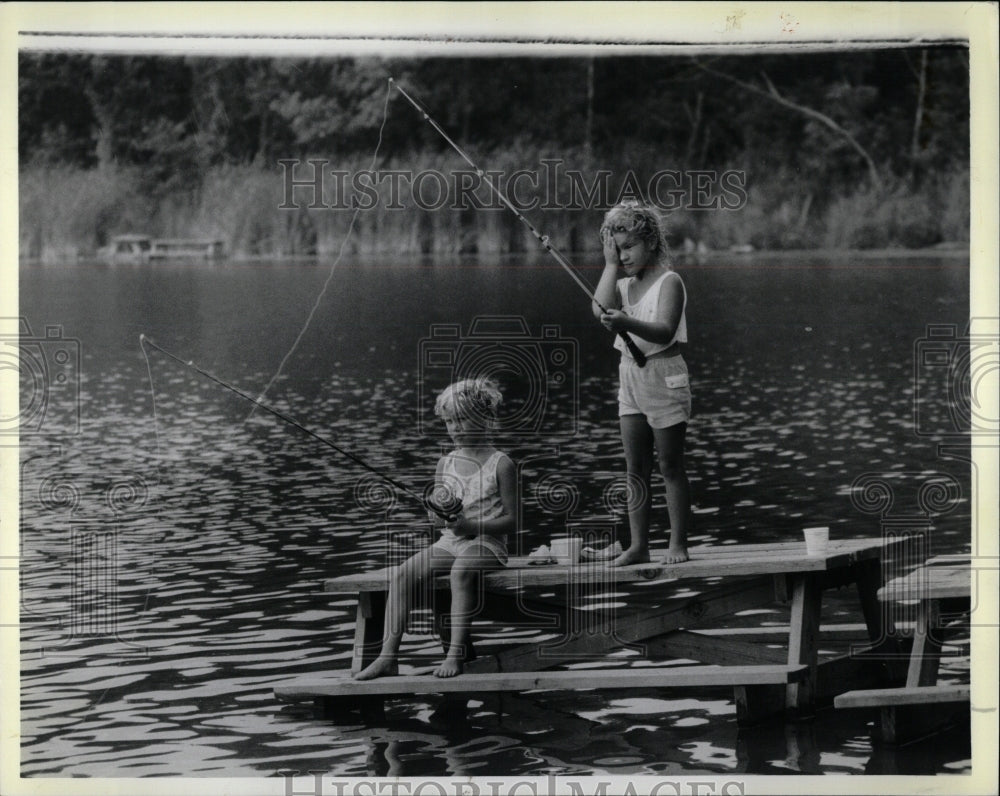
[662,547,690,564]
[583,541,623,561]
[353,656,398,680]
[433,656,464,678]
[606,548,651,567]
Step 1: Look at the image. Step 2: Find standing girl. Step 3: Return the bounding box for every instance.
[354,377,517,679]
[592,201,691,566]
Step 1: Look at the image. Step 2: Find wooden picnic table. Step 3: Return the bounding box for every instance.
[276,536,908,725]
[834,556,971,743]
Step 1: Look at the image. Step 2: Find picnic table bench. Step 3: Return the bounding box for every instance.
[276,537,908,725]
[834,556,971,743]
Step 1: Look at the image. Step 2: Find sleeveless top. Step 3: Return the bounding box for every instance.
[438,450,506,540]
[614,270,688,358]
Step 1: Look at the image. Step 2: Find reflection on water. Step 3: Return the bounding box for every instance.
[18,254,972,776]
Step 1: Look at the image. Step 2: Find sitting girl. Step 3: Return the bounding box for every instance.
[354,377,517,679]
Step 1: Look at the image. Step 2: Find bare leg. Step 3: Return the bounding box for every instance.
[434,545,505,677]
[354,547,453,680]
[609,415,654,567]
[653,422,690,564]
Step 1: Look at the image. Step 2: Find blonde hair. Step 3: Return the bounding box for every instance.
[434,377,503,429]
[600,201,670,263]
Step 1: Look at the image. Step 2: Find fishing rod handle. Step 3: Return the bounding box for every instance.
[424,497,462,523]
[621,333,648,367]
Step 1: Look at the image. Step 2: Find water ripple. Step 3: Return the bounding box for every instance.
[18,255,972,777]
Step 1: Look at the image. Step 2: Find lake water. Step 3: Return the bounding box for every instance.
[16,252,973,779]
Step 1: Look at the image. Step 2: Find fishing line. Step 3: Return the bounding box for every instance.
[389,78,648,367]
[139,334,458,521]
[246,77,394,421]
[141,337,167,487]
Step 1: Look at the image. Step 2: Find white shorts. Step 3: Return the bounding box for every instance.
[432,531,509,566]
[618,354,692,429]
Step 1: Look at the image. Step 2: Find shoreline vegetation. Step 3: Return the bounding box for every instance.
[19,158,969,262]
[19,51,970,262]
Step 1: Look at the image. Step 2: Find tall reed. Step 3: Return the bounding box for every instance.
[19,153,969,260]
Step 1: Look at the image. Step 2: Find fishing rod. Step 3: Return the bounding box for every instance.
[139,335,460,521]
[389,77,648,367]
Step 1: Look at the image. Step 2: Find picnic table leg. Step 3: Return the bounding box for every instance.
[351,591,387,675]
[647,628,789,725]
[332,591,388,720]
[855,557,893,641]
[854,557,907,685]
[734,683,788,726]
[785,573,821,715]
[907,599,943,687]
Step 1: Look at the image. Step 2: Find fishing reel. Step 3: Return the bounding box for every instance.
[425,492,464,523]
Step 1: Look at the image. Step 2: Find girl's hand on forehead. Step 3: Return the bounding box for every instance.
[602,228,620,267]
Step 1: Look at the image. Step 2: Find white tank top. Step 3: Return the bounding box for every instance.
[613,270,687,358]
[439,450,505,524]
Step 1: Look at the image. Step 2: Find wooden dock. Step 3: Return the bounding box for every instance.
[150,238,225,259]
[100,234,225,262]
[277,537,911,725]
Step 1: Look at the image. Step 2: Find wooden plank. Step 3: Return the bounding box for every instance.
[464,576,777,674]
[274,663,810,699]
[785,573,822,713]
[834,684,969,709]
[325,560,661,593]
[684,538,903,558]
[696,623,871,644]
[644,630,788,665]
[327,568,394,593]
[879,565,971,602]
[324,538,902,594]
[926,555,970,567]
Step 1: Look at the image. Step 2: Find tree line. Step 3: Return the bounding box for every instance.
[19,48,970,257]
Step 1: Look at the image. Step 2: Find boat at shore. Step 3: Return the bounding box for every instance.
[99,234,225,263]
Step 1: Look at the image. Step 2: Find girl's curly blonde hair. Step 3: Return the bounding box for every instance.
[600,201,670,263]
[434,377,503,429]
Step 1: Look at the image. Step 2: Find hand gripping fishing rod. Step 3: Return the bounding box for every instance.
[140,335,461,522]
[389,78,648,367]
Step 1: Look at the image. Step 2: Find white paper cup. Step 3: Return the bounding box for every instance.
[550,536,582,565]
[803,526,830,556]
